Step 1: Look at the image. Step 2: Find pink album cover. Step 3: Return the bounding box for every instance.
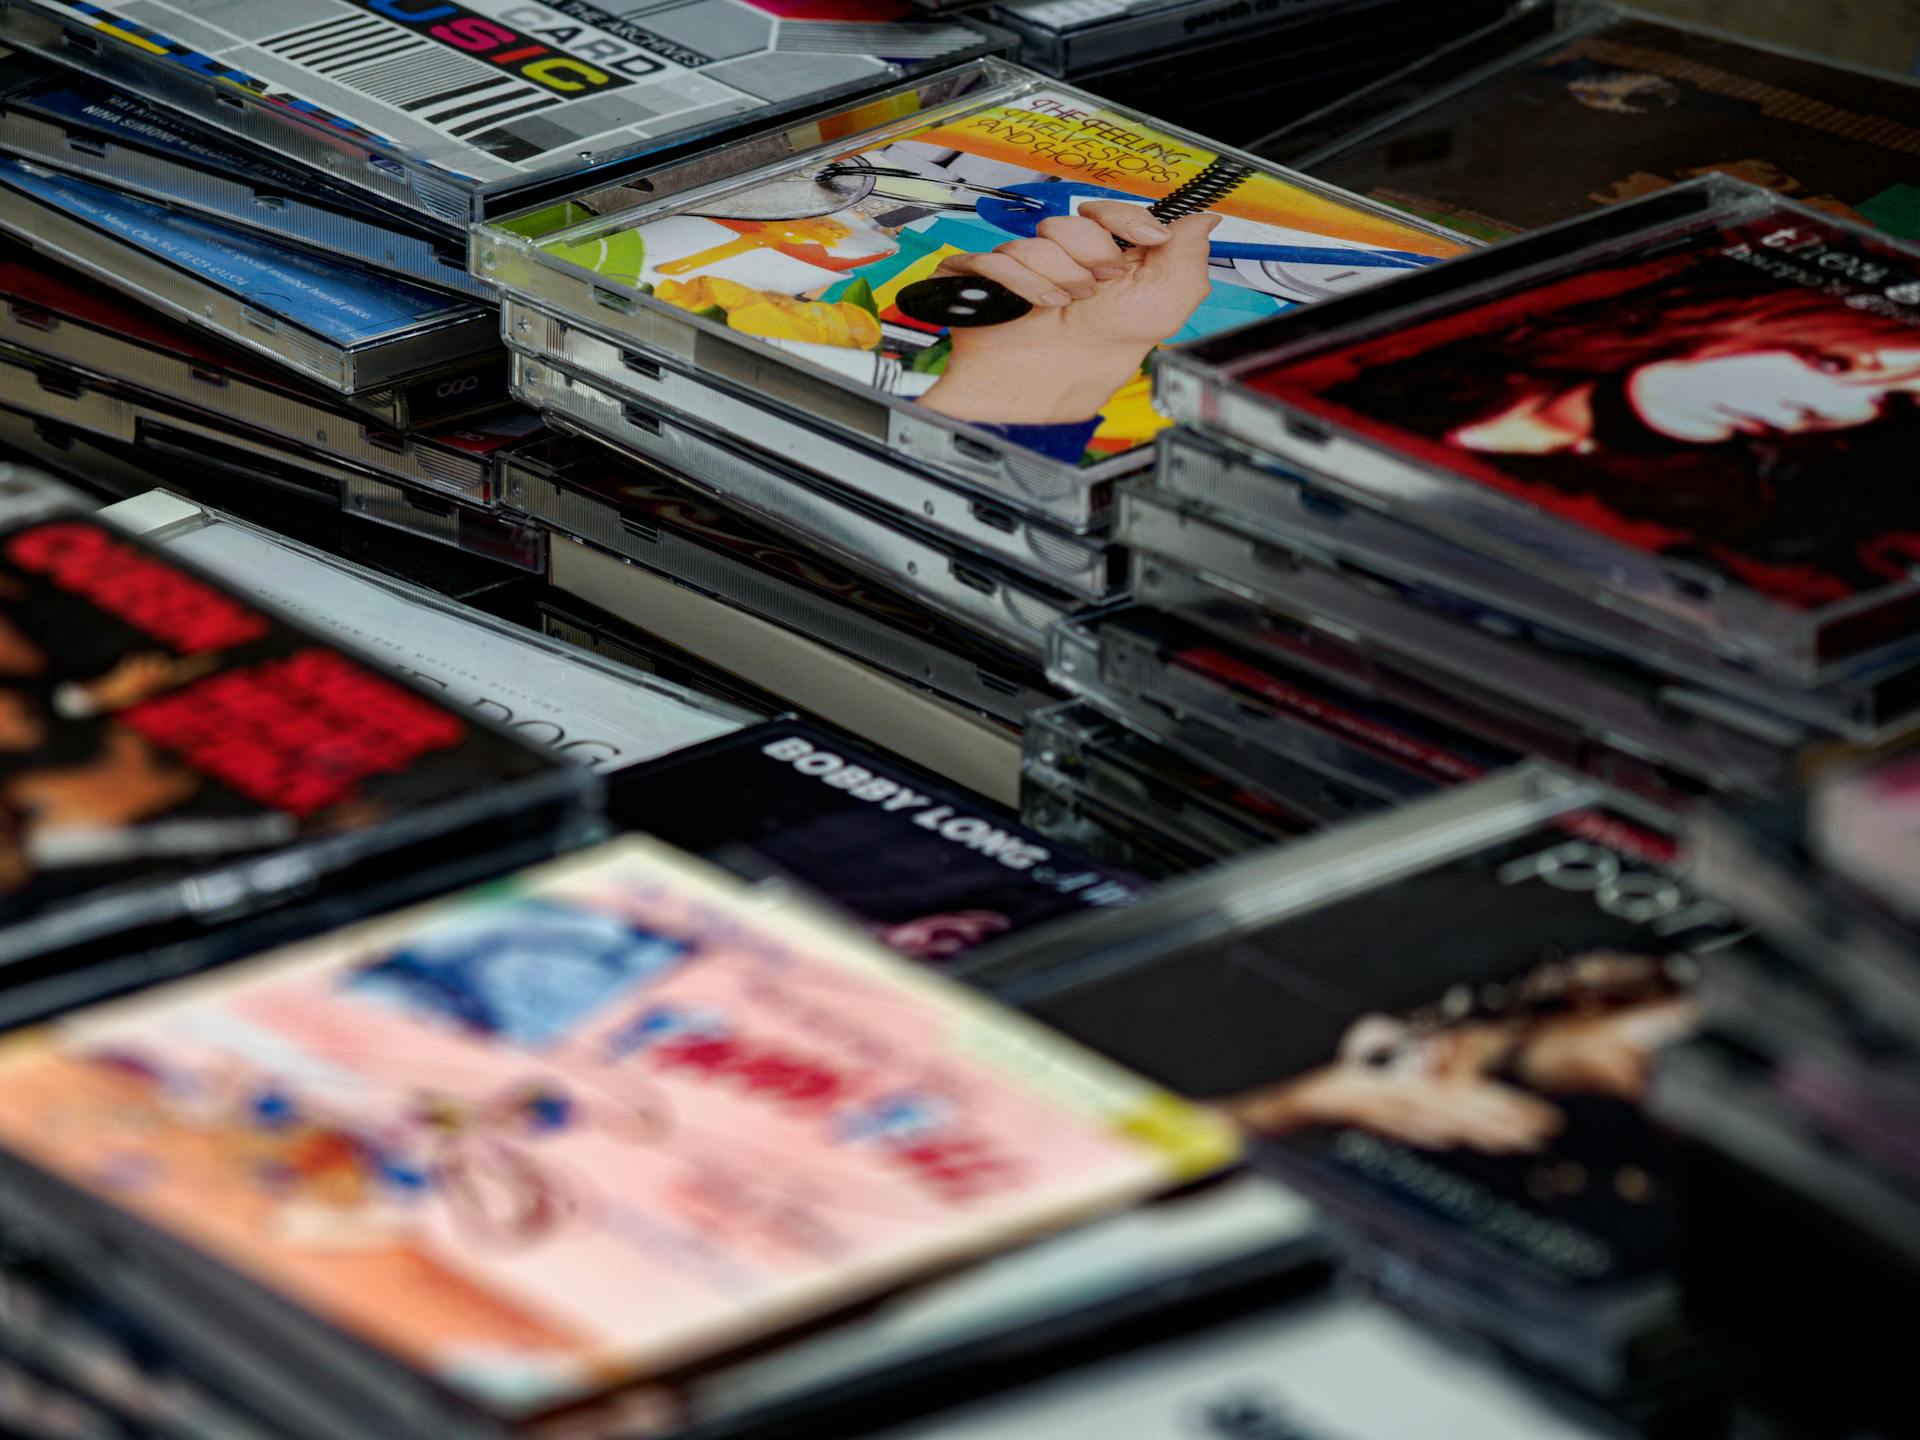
[0,839,1234,1420]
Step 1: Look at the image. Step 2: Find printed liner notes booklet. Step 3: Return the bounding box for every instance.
[0,836,1237,1440]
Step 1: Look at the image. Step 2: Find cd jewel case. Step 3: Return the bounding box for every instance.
[0,465,592,1004]
[962,766,1735,1395]
[0,0,1008,227]
[474,60,1467,501]
[1160,178,1920,682]
[0,837,1235,1438]
[0,47,490,299]
[0,157,499,394]
[546,534,1032,806]
[1283,1,1920,243]
[1050,602,1518,809]
[505,296,1132,550]
[504,434,1059,727]
[1153,425,1920,739]
[125,496,752,775]
[616,717,1140,961]
[513,357,1079,659]
[1119,482,1807,801]
[0,252,537,505]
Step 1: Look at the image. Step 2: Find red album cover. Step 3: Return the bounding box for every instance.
[1252,207,1920,616]
[0,507,559,951]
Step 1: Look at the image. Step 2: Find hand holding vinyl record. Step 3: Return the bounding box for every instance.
[918,208,1219,428]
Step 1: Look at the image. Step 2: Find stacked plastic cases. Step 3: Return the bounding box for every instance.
[0,0,1009,227]
[1020,699,1326,877]
[963,765,1743,1410]
[475,58,1467,798]
[1072,177,1920,819]
[0,3,1007,579]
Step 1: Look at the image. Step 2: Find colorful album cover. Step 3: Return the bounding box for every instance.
[1022,811,1732,1297]
[0,839,1235,1418]
[0,159,483,346]
[0,507,557,951]
[1251,205,1920,621]
[1312,16,1920,243]
[539,90,1463,466]
[620,720,1138,961]
[11,0,997,193]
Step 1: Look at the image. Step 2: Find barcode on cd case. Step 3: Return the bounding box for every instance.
[259,14,566,139]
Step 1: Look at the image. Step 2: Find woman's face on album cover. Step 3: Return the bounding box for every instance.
[1625,343,1920,444]
[1436,283,1920,459]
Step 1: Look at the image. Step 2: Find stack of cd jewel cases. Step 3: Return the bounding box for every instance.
[1019,698,1325,877]
[0,1,1006,569]
[960,765,1742,1417]
[1095,175,1920,824]
[476,57,1466,798]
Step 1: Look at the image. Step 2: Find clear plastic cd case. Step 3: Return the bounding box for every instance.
[0,158,498,395]
[506,296,1130,550]
[960,764,1723,1393]
[1022,761,1216,878]
[1155,425,1920,739]
[122,494,749,772]
[1159,178,1920,682]
[0,0,1009,228]
[0,256,538,506]
[0,464,593,1000]
[0,350,550,574]
[1120,482,1805,800]
[1049,603,1513,807]
[0,52,488,299]
[547,536,1031,807]
[474,59,1466,505]
[1277,0,1920,243]
[1024,698,1312,861]
[512,357,1078,660]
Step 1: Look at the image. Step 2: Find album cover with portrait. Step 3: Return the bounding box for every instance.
[0,479,581,978]
[1175,181,1920,677]
[0,839,1235,1438]
[1005,783,1736,1317]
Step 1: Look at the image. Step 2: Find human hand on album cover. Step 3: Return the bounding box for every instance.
[1226,1061,1566,1155]
[918,205,1219,427]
